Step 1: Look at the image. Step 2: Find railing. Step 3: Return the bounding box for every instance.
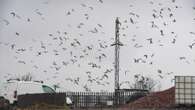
[17,89,148,109]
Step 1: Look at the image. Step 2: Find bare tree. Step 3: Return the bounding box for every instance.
[20,73,33,81]
[131,74,157,92]
[7,73,34,82]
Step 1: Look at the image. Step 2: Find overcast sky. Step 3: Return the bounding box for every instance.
[0,0,195,92]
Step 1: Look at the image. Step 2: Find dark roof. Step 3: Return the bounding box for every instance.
[126,87,175,109]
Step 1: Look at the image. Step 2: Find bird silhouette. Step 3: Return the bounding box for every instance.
[179,57,186,60]
[98,0,103,3]
[10,12,16,17]
[158,74,164,79]
[89,6,94,10]
[190,32,195,35]
[160,30,164,36]
[189,43,195,49]
[147,38,153,44]
[2,19,9,25]
[18,60,26,64]
[81,4,86,7]
[11,44,15,50]
[157,69,162,74]
[66,11,71,15]
[27,18,31,22]
[134,43,143,48]
[97,24,103,28]
[130,18,134,24]
[172,38,176,44]
[15,32,20,36]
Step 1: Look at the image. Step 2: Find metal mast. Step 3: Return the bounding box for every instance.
[111,17,123,92]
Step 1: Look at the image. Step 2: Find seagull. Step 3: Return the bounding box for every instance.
[48,34,53,36]
[101,53,106,57]
[66,11,71,15]
[190,32,195,35]
[147,38,153,44]
[98,0,103,3]
[172,0,175,3]
[168,8,172,12]
[144,55,148,59]
[11,44,15,50]
[2,19,9,25]
[169,13,173,17]
[104,69,113,73]
[16,32,20,36]
[134,43,143,48]
[18,60,26,64]
[172,38,176,44]
[157,69,162,74]
[151,21,159,28]
[74,39,81,45]
[35,10,43,16]
[134,58,140,63]
[179,57,186,60]
[172,19,176,22]
[125,70,130,75]
[160,30,164,36]
[81,4,86,7]
[10,12,16,17]
[27,18,31,22]
[97,24,103,28]
[158,74,164,79]
[37,52,42,56]
[189,43,195,49]
[17,48,26,52]
[89,6,94,10]
[62,61,69,66]
[130,18,134,24]
[152,13,157,18]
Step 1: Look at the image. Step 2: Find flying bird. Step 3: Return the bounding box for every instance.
[66,11,71,15]
[18,60,26,64]
[27,18,31,22]
[147,38,153,44]
[190,32,195,35]
[89,6,94,10]
[15,32,20,36]
[172,38,176,44]
[179,57,186,60]
[11,44,15,50]
[189,43,195,49]
[10,12,16,17]
[97,24,103,28]
[81,4,86,7]
[158,74,164,79]
[98,0,103,3]
[157,69,162,74]
[130,18,134,24]
[160,30,164,36]
[2,19,9,25]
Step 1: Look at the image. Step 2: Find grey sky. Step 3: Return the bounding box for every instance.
[0,0,195,92]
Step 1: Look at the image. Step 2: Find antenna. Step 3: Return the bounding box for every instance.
[111,17,123,92]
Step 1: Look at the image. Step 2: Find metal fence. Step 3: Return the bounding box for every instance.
[17,89,148,109]
[66,89,148,108]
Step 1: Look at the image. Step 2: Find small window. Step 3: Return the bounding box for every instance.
[42,85,55,93]
[185,77,192,82]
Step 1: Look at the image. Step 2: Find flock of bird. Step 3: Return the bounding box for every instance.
[0,0,195,91]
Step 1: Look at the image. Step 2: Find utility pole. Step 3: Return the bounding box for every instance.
[111,17,123,106]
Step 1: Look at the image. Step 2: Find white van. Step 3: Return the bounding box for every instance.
[0,80,56,104]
